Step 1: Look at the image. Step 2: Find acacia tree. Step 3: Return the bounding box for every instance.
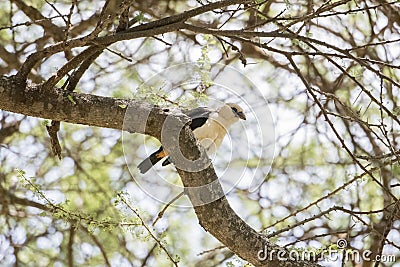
[0,0,399,266]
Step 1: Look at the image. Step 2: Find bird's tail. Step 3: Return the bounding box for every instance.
[137,147,167,174]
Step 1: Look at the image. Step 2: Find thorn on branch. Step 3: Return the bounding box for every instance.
[46,121,62,160]
[152,36,172,46]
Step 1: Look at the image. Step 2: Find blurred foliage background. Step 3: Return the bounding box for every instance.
[0,0,399,266]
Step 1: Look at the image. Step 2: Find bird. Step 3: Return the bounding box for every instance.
[137,103,246,174]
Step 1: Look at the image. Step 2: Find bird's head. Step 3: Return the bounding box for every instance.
[218,103,246,122]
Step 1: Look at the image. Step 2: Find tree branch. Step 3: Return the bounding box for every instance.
[16,0,251,81]
[12,0,65,41]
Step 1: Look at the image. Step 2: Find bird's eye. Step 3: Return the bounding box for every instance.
[231,107,238,112]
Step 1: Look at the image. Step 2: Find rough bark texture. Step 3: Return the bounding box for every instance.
[0,75,321,266]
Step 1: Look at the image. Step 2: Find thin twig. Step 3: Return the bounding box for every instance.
[152,191,184,226]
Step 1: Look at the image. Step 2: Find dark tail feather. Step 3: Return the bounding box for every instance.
[137,147,165,174]
[162,157,171,166]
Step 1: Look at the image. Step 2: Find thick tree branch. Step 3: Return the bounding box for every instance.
[0,75,321,266]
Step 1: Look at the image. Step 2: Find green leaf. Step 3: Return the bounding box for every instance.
[67,94,77,105]
[393,106,400,116]
[41,119,50,126]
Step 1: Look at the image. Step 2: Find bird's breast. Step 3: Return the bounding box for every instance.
[193,119,228,151]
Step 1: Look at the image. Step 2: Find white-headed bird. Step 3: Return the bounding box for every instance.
[138,103,246,174]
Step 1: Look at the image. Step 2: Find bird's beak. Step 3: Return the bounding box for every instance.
[237,111,246,120]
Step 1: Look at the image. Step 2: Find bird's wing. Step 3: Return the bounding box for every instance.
[183,107,214,130]
[187,107,229,155]
[149,107,213,168]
